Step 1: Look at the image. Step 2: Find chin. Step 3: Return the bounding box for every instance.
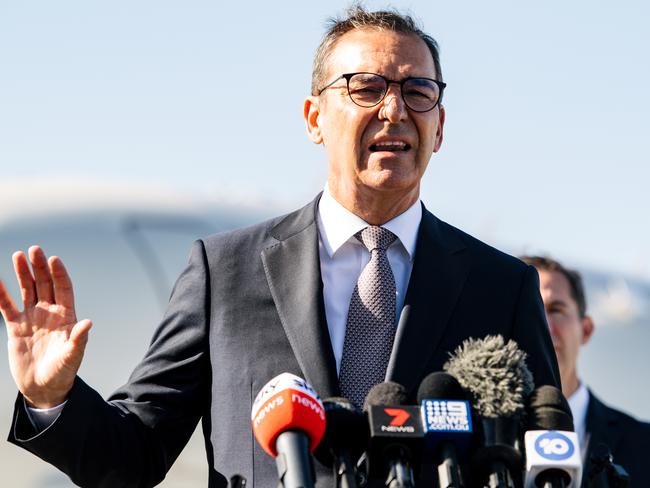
[363,169,420,192]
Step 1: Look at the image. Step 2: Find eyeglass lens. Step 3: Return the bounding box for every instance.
[347,73,440,112]
[348,73,440,112]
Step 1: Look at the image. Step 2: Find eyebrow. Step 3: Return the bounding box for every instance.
[546,299,569,309]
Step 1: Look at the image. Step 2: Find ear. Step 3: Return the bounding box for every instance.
[432,104,445,153]
[580,315,595,345]
[304,96,323,145]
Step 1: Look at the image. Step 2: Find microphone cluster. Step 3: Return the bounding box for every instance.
[241,336,623,488]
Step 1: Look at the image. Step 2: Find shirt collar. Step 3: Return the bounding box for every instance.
[317,185,421,259]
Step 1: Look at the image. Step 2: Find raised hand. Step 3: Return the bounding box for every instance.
[0,246,92,408]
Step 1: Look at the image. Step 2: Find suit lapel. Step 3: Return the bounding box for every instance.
[387,207,470,394]
[261,195,339,399]
[585,391,623,465]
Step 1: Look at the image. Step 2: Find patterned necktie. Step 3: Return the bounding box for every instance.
[339,226,398,408]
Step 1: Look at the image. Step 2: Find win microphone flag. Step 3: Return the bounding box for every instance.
[417,372,473,488]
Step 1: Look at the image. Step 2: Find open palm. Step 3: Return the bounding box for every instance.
[0,246,91,408]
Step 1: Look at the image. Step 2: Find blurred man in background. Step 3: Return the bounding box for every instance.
[522,255,650,486]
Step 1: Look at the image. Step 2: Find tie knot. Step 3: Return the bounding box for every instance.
[355,226,397,252]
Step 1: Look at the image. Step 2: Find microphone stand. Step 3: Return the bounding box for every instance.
[275,430,316,488]
[534,468,571,488]
[486,461,514,488]
[333,450,358,488]
[437,442,462,488]
[385,449,415,488]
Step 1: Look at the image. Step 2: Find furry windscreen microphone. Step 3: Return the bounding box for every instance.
[443,334,534,417]
[444,335,534,488]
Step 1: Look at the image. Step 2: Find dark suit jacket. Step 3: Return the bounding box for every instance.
[584,390,650,488]
[8,196,560,487]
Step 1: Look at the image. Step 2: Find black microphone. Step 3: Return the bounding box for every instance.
[584,444,630,488]
[417,372,474,488]
[526,385,574,432]
[314,397,367,488]
[524,385,582,488]
[363,382,424,488]
[227,474,247,488]
[445,335,534,488]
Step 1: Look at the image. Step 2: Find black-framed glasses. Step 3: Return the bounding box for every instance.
[317,72,446,113]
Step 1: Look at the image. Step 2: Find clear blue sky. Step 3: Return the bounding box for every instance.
[1,0,649,278]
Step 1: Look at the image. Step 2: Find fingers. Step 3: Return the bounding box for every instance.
[0,279,19,323]
[8,247,73,312]
[12,251,36,308]
[29,246,55,304]
[49,256,75,310]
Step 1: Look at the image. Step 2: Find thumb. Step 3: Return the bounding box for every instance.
[69,319,92,347]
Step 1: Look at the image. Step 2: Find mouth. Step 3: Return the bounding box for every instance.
[369,140,412,153]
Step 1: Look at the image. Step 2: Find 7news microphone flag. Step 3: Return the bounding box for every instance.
[363,382,424,488]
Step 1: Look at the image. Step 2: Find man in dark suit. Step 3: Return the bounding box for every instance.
[1,8,559,487]
[522,255,650,487]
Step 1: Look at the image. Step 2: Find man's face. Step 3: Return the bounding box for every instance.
[304,29,444,208]
[538,269,593,376]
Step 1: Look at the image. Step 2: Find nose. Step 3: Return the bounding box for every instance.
[379,84,408,122]
[545,314,559,338]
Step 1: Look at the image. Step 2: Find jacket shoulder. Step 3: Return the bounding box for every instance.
[201,213,286,252]
[428,210,531,276]
[591,392,650,432]
[200,196,319,254]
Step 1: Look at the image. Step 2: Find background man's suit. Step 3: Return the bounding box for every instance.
[9,195,560,487]
[584,390,650,487]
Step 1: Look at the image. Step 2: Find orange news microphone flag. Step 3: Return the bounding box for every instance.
[252,373,326,488]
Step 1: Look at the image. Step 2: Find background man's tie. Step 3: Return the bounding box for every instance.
[339,226,398,408]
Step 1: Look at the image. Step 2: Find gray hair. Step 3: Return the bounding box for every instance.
[311,5,443,95]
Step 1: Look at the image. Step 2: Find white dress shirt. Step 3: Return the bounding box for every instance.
[25,399,66,431]
[567,381,590,455]
[317,186,421,373]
